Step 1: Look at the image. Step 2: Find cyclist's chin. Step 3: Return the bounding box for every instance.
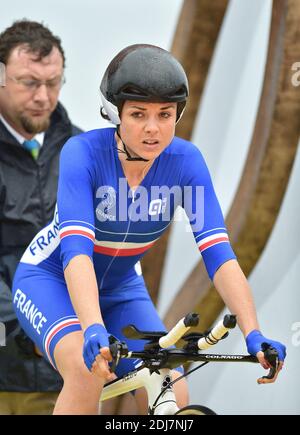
[139,143,164,159]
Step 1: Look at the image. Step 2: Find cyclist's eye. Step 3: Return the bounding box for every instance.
[131,111,144,118]
[160,112,171,119]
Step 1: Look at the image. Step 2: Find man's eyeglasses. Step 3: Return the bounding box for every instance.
[7,75,65,92]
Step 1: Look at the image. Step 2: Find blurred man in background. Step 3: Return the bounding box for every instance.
[0,19,82,414]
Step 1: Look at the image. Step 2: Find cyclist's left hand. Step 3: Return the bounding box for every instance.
[246,330,286,384]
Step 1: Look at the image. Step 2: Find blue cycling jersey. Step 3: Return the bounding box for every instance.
[20,127,236,288]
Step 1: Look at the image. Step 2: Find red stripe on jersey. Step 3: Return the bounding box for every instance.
[94,242,155,256]
[199,236,229,252]
[60,230,95,241]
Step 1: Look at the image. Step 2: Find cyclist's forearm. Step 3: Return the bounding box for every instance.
[64,254,104,331]
[213,259,259,337]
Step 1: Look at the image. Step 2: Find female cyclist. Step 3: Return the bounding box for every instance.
[12,44,286,415]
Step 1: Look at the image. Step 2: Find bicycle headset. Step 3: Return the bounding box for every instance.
[99,44,189,161]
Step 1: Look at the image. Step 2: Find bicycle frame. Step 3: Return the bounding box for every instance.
[101,366,179,415]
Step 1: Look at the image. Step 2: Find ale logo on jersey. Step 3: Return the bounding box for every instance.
[148,198,167,216]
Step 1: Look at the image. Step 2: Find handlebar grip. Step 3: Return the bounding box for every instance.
[260,343,279,381]
[159,313,199,348]
[223,314,237,329]
[109,336,128,372]
[197,315,237,350]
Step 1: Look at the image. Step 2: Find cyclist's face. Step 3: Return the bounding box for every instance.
[0,45,64,138]
[119,101,177,160]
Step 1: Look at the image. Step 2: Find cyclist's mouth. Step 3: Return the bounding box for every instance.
[142,140,159,148]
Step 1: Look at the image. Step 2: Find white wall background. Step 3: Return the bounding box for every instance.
[188,138,300,415]
[158,0,272,316]
[158,0,300,415]
[2,0,299,414]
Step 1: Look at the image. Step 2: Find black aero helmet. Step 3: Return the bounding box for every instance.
[100,44,189,124]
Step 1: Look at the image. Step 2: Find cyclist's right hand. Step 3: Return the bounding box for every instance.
[83,323,113,380]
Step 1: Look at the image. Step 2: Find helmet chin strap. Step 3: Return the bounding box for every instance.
[115,128,149,162]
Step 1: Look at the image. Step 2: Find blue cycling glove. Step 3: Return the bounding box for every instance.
[246,330,286,362]
[83,323,110,371]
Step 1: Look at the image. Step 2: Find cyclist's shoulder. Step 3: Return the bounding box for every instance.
[166,136,205,160]
[61,127,115,159]
[80,127,115,146]
[165,137,212,186]
[165,137,207,175]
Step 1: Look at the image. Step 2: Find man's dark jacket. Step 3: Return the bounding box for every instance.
[0,102,82,391]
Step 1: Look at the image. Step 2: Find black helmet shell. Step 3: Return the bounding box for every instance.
[100,44,188,123]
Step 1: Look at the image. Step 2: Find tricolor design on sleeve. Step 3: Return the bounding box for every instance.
[94,238,158,257]
[59,221,95,242]
[197,232,229,253]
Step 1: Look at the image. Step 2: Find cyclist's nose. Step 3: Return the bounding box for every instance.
[144,116,159,134]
